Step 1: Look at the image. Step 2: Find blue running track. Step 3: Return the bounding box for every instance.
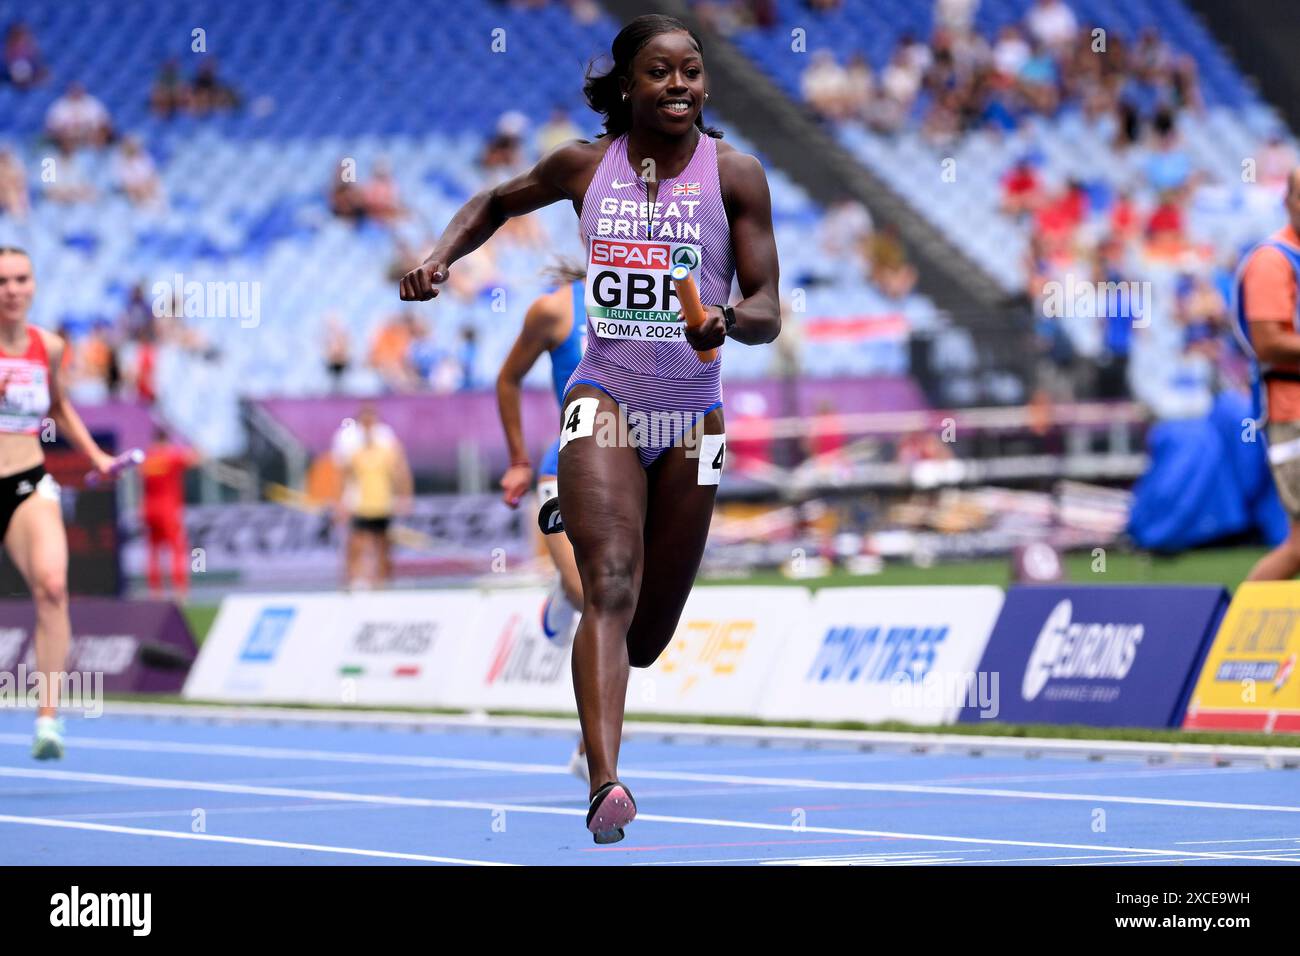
[1,710,1298,866]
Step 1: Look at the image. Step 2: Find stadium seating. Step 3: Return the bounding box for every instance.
[0,0,942,455]
[717,0,1296,415]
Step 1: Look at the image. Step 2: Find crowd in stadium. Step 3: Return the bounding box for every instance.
[0,0,1296,430]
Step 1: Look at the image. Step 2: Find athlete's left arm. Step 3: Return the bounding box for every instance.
[41,330,114,473]
[719,149,781,346]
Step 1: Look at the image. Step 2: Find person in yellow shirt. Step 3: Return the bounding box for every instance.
[336,404,412,588]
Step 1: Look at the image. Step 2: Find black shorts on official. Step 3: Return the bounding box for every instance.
[351,515,392,535]
[0,464,50,541]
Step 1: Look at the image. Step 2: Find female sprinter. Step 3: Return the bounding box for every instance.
[401,15,780,843]
[496,262,589,783]
[0,247,116,759]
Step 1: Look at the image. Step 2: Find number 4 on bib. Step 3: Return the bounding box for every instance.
[698,434,725,486]
[559,397,600,450]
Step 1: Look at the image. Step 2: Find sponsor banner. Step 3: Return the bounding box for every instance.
[122,494,530,587]
[625,587,807,717]
[185,591,479,707]
[586,237,700,341]
[0,598,196,695]
[331,591,476,707]
[761,587,1004,725]
[450,587,576,712]
[961,586,1227,728]
[1184,582,1300,733]
[184,594,346,702]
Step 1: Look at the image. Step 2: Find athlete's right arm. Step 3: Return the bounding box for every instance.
[399,142,591,302]
[496,292,562,506]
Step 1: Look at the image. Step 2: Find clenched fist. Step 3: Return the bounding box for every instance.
[398,261,450,301]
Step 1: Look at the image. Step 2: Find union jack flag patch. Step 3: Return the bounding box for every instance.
[672,182,701,196]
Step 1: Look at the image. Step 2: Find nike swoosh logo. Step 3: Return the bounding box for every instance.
[611,180,637,189]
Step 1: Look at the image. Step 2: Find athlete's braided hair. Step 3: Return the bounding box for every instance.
[584,15,723,140]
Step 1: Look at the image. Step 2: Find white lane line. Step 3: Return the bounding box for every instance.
[3,765,1298,862]
[1175,836,1300,845]
[0,813,513,865]
[1,735,1295,815]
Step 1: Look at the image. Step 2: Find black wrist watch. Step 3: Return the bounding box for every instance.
[721,305,737,336]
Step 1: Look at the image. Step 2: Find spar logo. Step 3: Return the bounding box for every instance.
[590,240,672,270]
[1022,600,1143,701]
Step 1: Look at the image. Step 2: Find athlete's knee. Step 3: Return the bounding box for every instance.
[627,644,663,669]
[583,553,638,615]
[31,570,67,610]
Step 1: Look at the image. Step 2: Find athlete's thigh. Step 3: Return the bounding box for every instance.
[4,492,67,594]
[625,405,725,664]
[557,384,648,593]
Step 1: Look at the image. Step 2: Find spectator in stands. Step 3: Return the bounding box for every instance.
[43,146,97,204]
[843,53,874,121]
[457,326,479,390]
[329,158,365,223]
[406,317,444,389]
[190,58,239,114]
[538,107,582,156]
[0,149,29,221]
[1258,133,1299,194]
[801,51,851,122]
[3,21,46,89]
[361,159,404,224]
[150,58,193,118]
[1143,110,1193,193]
[1094,252,1136,399]
[876,46,924,133]
[369,312,418,391]
[1017,41,1060,115]
[991,25,1031,83]
[1177,273,1227,361]
[1000,157,1043,218]
[128,326,158,405]
[118,283,156,342]
[1024,0,1077,53]
[479,111,528,178]
[1144,189,1186,259]
[866,222,918,300]
[323,314,351,393]
[113,136,164,208]
[820,198,874,263]
[45,83,113,152]
[564,0,603,27]
[1109,189,1139,239]
[935,0,979,35]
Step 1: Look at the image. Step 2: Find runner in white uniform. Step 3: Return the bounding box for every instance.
[0,248,115,759]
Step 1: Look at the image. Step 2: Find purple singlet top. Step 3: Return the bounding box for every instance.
[564,131,733,468]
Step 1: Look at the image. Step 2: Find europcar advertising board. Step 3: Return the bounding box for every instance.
[960,586,1228,728]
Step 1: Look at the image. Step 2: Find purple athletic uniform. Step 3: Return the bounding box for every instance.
[563,131,732,468]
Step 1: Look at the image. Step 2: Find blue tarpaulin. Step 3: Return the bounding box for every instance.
[1127,391,1288,552]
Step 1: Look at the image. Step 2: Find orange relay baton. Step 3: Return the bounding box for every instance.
[670,264,718,363]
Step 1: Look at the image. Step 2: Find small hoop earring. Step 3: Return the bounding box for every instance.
[621,93,628,101]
